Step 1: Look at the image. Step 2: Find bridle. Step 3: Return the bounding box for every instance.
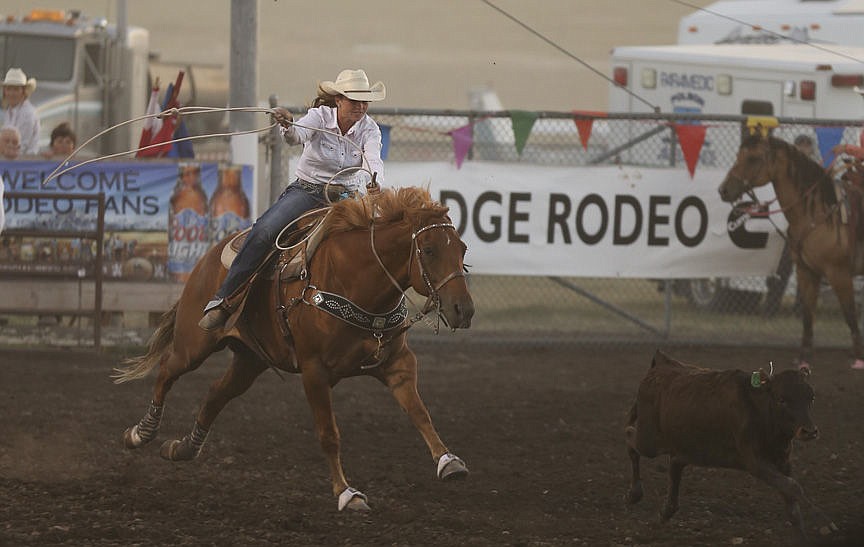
[409,222,467,316]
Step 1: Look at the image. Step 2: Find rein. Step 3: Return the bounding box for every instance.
[733,144,845,254]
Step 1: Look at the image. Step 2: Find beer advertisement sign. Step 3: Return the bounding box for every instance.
[1,160,254,281]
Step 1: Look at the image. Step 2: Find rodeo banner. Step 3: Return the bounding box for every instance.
[1,160,254,282]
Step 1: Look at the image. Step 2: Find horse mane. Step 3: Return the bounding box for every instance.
[758,135,838,209]
[319,186,450,237]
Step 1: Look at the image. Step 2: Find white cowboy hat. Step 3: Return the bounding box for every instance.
[2,68,37,95]
[320,69,385,102]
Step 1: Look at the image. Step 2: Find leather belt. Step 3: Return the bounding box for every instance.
[294,179,354,201]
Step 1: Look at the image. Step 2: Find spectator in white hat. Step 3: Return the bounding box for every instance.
[2,68,40,155]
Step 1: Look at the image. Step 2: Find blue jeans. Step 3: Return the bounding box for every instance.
[214,181,327,300]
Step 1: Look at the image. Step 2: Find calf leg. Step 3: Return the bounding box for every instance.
[625,446,643,505]
[624,403,643,504]
[660,458,685,521]
[749,462,809,536]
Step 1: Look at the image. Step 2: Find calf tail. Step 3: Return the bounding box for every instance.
[112,302,178,384]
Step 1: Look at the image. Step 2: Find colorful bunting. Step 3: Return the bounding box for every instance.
[572,110,607,150]
[673,123,707,178]
[379,124,391,160]
[814,126,845,167]
[509,110,538,156]
[448,124,474,169]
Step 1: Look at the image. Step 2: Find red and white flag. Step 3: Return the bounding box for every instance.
[136,79,163,157]
[137,71,184,158]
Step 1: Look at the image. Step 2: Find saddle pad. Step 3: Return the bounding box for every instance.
[219,215,329,279]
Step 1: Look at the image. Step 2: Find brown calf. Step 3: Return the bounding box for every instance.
[625,350,828,536]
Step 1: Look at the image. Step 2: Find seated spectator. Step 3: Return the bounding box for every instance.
[0,125,22,160]
[43,122,77,159]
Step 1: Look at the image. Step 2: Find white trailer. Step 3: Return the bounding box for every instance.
[678,0,864,46]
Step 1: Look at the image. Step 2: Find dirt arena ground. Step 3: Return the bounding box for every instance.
[1,341,863,546]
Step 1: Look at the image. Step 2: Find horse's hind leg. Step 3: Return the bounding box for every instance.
[824,268,864,366]
[376,349,468,481]
[124,349,210,449]
[161,347,267,461]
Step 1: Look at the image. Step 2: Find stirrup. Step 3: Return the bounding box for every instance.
[198,305,229,331]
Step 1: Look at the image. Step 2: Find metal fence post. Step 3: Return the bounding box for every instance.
[268,94,284,204]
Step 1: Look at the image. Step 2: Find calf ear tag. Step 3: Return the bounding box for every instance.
[750,371,763,387]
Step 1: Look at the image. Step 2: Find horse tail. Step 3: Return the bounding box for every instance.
[112,302,178,384]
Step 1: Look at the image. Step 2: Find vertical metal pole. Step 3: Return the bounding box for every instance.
[268,94,284,204]
[94,193,105,352]
[230,0,257,134]
[230,0,260,211]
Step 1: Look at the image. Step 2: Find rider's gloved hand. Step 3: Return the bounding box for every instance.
[272,107,293,128]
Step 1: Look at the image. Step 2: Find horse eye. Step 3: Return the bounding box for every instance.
[423,245,435,256]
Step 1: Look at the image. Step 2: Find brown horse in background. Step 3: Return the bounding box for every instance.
[113,186,475,511]
[718,134,864,370]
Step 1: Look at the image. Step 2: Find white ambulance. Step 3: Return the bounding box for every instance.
[608,43,864,167]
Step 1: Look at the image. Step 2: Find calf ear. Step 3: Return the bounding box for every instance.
[750,369,768,388]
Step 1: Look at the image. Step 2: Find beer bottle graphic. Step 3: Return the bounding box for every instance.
[167,162,209,282]
[209,165,251,244]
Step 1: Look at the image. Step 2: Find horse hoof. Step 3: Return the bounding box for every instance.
[337,487,370,512]
[437,453,469,480]
[160,439,197,461]
[797,361,812,374]
[659,502,678,521]
[123,425,147,449]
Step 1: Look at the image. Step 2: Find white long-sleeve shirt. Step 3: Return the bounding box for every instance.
[280,105,383,191]
[3,99,40,155]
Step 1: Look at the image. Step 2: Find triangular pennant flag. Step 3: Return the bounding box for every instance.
[509,110,538,156]
[673,123,707,178]
[379,124,391,160]
[448,124,473,169]
[814,126,845,167]
[573,110,607,150]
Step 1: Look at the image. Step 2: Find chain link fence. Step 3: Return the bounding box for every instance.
[273,108,862,352]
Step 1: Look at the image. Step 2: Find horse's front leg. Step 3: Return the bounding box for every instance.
[795,264,821,370]
[301,361,370,512]
[377,348,469,481]
[824,267,864,368]
[160,348,266,461]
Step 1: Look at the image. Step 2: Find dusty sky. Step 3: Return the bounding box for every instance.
[2,0,715,111]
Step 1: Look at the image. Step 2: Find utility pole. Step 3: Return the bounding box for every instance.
[229,0,261,212]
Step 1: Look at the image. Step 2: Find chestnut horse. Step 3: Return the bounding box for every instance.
[718,134,864,370]
[113,186,475,511]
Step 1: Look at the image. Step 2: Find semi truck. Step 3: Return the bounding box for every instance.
[0,7,227,156]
